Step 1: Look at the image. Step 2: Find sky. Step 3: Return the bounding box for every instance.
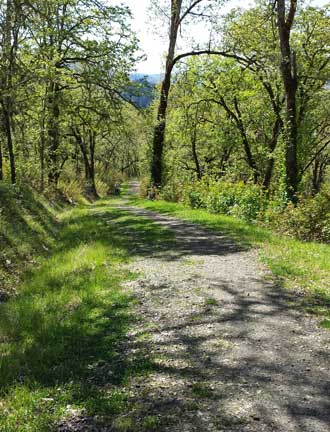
[110,0,329,74]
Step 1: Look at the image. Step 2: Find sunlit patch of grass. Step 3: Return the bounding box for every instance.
[130,197,330,323]
[0,197,175,431]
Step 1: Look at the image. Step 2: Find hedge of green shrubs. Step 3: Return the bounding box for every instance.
[184,180,267,222]
[265,187,330,243]
[158,178,330,243]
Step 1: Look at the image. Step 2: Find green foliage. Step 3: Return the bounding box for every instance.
[159,178,185,202]
[160,3,330,214]
[0,184,58,300]
[266,186,330,243]
[56,179,85,204]
[0,198,175,431]
[182,180,266,222]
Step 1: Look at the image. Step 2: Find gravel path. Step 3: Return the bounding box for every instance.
[116,199,330,432]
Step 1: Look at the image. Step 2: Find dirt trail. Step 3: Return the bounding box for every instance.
[114,186,330,432]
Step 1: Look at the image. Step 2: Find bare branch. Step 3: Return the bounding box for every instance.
[179,0,204,24]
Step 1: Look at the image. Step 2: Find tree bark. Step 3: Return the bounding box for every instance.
[47,81,60,185]
[0,141,3,181]
[263,116,283,189]
[191,127,202,180]
[217,96,259,182]
[87,129,98,197]
[72,127,98,198]
[150,0,182,189]
[3,109,16,184]
[277,0,298,201]
[1,0,16,184]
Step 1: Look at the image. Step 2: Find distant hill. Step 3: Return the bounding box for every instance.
[126,73,163,108]
[130,73,163,85]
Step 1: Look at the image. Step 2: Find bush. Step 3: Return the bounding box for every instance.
[267,186,330,243]
[183,180,266,222]
[160,179,185,202]
[56,179,84,204]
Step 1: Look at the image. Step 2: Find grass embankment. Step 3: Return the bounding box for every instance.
[0,184,60,300]
[0,190,173,431]
[129,197,330,327]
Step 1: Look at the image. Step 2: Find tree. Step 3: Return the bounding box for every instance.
[27,0,137,186]
[0,0,26,184]
[150,0,228,189]
[276,0,298,201]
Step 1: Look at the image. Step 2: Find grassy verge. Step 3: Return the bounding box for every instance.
[129,197,330,327]
[0,184,60,300]
[0,197,173,431]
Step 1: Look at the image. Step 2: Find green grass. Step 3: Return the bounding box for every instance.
[129,197,330,321]
[0,196,174,431]
[0,184,60,300]
[204,297,219,306]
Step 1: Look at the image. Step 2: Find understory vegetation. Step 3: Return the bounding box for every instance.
[0,183,59,300]
[0,195,176,431]
[152,179,330,244]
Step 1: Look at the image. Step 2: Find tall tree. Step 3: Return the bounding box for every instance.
[277,0,298,201]
[0,0,24,184]
[150,0,227,189]
[150,0,183,189]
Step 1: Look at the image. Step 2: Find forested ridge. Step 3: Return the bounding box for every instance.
[0,1,330,431]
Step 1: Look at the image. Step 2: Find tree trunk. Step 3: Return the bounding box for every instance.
[1,0,16,184]
[277,0,298,201]
[191,114,202,180]
[3,108,16,184]
[73,127,98,198]
[0,141,3,181]
[217,96,259,182]
[312,157,328,195]
[47,81,60,185]
[263,116,283,189]
[87,130,98,197]
[150,0,182,188]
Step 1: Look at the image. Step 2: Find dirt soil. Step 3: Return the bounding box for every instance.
[115,193,330,432]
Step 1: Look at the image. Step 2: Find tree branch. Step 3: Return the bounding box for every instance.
[171,50,252,72]
[302,140,330,174]
[179,0,204,24]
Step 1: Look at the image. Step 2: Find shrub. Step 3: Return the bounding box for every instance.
[160,179,185,202]
[267,186,330,243]
[56,179,84,204]
[183,180,266,222]
[95,179,108,197]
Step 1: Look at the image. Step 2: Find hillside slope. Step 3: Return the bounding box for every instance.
[0,185,58,300]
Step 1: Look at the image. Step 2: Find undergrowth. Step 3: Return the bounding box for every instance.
[0,196,173,431]
[0,184,59,300]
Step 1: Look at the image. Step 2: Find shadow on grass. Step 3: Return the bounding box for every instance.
[0,201,178,431]
[1,196,329,431]
[0,184,60,299]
